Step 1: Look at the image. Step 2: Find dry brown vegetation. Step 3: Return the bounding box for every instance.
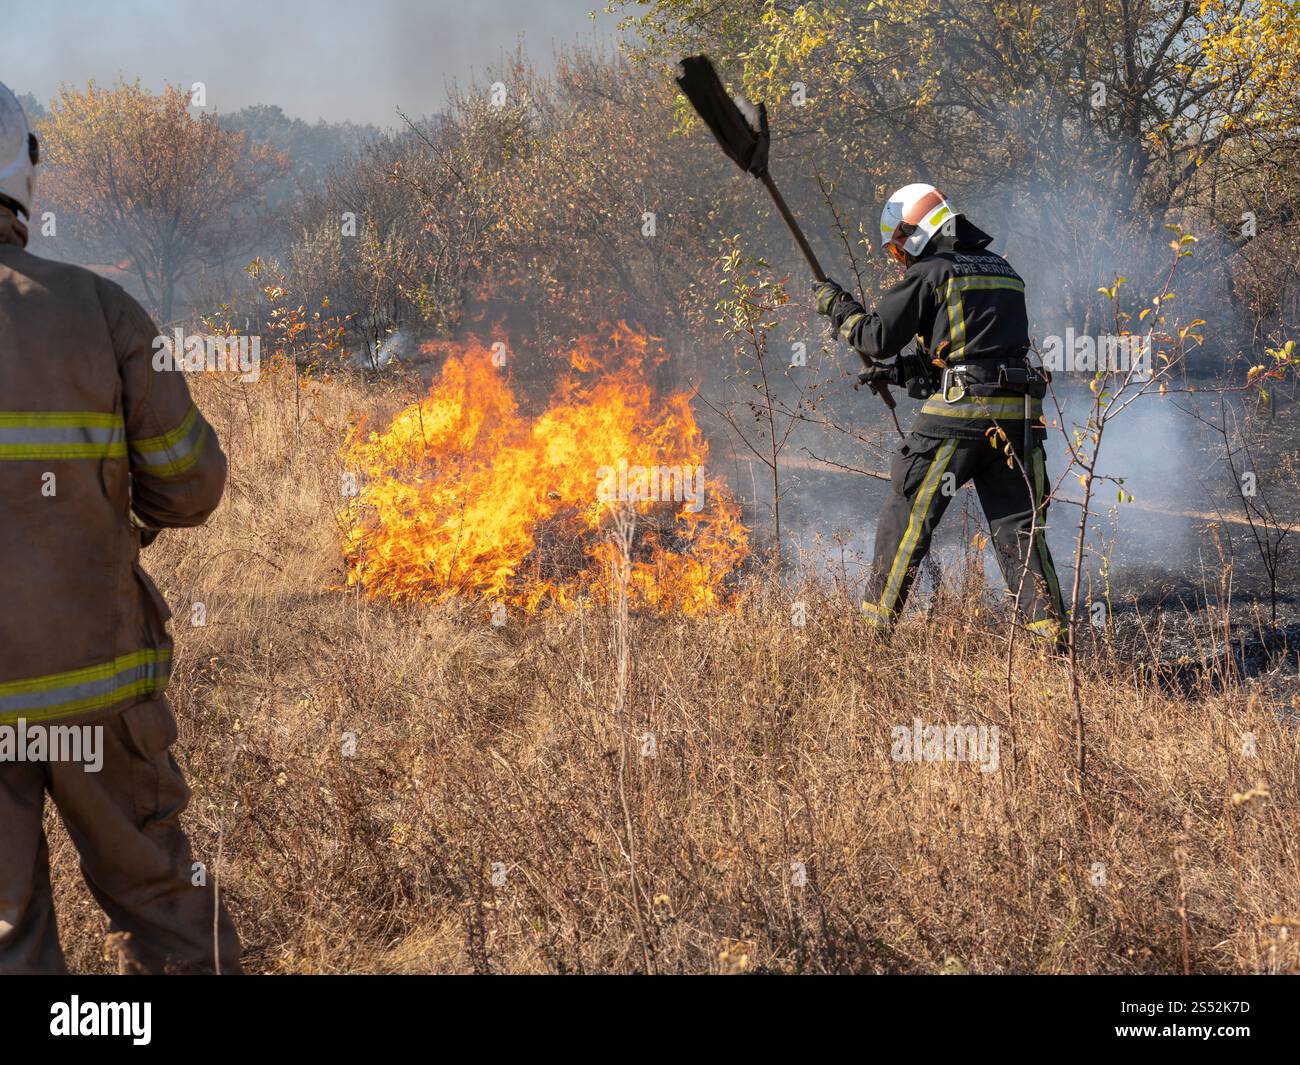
[46,368,1300,974]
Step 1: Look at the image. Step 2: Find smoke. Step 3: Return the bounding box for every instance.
[984,156,1259,585]
[14,0,620,127]
[19,2,1287,605]
[730,118,1279,600]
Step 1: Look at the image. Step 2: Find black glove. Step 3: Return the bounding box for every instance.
[854,350,929,391]
[813,278,848,317]
[854,362,904,390]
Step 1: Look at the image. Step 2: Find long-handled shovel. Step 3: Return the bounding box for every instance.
[674,54,896,412]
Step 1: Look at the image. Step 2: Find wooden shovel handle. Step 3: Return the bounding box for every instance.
[760,174,896,410]
[760,173,825,282]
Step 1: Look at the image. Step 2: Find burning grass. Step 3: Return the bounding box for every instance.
[43,361,1300,974]
[339,325,749,614]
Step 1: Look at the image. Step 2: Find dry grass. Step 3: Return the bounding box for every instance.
[47,367,1300,974]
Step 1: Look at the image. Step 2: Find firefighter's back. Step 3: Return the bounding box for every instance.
[0,215,226,728]
[0,80,242,976]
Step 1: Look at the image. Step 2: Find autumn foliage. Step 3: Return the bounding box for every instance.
[37,80,287,320]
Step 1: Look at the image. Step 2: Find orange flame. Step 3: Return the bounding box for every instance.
[340,324,749,613]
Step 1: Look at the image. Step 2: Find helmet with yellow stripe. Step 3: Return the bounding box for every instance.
[880,183,954,263]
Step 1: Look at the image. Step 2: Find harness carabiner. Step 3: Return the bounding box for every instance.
[940,365,968,404]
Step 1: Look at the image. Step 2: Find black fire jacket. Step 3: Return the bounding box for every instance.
[822,217,1038,439]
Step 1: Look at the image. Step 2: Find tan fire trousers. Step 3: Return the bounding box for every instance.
[0,699,241,974]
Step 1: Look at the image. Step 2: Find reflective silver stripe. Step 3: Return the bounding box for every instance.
[131,405,208,477]
[0,649,172,724]
[0,412,126,460]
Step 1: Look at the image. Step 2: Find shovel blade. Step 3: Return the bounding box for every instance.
[674,55,769,177]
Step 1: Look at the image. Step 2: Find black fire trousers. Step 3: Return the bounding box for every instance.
[861,431,1066,640]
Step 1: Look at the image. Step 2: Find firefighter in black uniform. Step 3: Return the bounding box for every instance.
[814,183,1066,642]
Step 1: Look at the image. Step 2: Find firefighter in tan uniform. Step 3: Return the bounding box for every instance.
[814,184,1066,643]
[0,84,240,973]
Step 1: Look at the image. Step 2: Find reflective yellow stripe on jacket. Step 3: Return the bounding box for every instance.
[0,648,172,725]
[919,395,1041,421]
[131,404,209,478]
[0,412,126,460]
[944,275,1026,361]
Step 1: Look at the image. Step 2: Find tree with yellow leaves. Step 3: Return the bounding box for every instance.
[616,0,1300,349]
[36,80,288,321]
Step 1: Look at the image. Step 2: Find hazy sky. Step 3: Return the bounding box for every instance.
[8,0,626,126]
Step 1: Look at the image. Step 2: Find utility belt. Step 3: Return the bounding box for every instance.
[907,354,1049,404]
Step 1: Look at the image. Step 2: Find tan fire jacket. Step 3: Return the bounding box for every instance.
[0,207,227,727]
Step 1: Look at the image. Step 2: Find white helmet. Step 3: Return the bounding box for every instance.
[0,82,38,218]
[880,183,954,263]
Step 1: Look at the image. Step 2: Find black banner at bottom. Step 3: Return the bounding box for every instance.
[1,973,1291,1053]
